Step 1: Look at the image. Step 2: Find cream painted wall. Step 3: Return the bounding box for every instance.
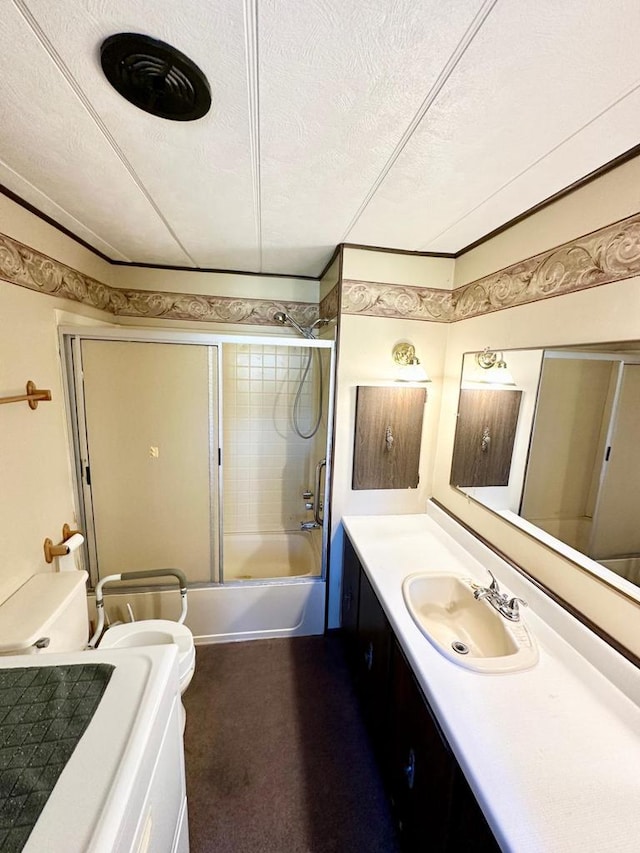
[1,190,318,309]
[0,195,121,608]
[328,247,454,626]
[433,277,640,657]
[113,264,319,303]
[433,154,640,659]
[0,193,320,623]
[342,246,454,289]
[0,194,114,286]
[3,151,640,656]
[320,254,340,303]
[327,312,448,627]
[454,155,640,288]
[0,281,113,605]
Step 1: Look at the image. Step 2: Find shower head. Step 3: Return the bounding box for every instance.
[273,311,313,339]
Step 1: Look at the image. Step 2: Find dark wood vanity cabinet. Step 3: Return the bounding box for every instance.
[388,640,455,851]
[340,533,361,671]
[355,570,392,759]
[341,534,499,852]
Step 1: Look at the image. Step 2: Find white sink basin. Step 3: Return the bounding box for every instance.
[402,572,538,673]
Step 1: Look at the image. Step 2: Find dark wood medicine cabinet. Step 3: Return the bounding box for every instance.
[352,386,427,490]
[341,533,499,852]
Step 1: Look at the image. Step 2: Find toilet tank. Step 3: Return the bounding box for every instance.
[0,571,89,655]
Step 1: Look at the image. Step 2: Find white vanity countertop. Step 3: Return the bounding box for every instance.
[343,507,640,853]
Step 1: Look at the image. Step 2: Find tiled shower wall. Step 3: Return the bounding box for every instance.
[222,343,327,534]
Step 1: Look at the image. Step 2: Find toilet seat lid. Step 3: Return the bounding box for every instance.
[99,620,195,681]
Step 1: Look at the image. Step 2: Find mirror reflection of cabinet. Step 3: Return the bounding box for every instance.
[450,345,640,595]
[450,389,522,488]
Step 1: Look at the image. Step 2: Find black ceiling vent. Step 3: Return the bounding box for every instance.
[100,33,211,121]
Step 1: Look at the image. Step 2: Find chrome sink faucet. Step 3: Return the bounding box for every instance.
[472,571,527,622]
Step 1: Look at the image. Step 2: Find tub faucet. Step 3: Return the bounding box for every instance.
[300,520,321,530]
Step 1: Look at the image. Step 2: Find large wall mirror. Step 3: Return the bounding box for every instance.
[450,343,640,603]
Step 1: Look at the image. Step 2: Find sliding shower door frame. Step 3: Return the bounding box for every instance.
[59,326,335,591]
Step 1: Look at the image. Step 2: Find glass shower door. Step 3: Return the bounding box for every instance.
[221,342,330,582]
[79,340,219,584]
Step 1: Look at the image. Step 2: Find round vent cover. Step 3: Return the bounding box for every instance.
[100,33,211,121]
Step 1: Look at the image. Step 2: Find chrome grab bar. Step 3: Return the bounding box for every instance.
[314,458,326,526]
[88,568,188,648]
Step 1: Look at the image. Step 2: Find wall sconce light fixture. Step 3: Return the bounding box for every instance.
[467,348,516,386]
[392,342,431,383]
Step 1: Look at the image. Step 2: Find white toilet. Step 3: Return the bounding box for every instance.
[0,571,91,656]
[98,619,196,694]
[0,570,196,723]
[88,568,196,703]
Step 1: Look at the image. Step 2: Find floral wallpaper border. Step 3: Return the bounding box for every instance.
[0,232,317,327]
[320,284,340,321]
[2,210,640,326]
[340,212,640,322]
[341,279,453,322]
[451,212,640,320]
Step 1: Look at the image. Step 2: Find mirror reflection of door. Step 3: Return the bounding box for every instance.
[520,357,617,554]
[589,364,640,581]
[80,340,218,583]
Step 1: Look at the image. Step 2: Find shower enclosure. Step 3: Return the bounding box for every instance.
[61,327,334,642]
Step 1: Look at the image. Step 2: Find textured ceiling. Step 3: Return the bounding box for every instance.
[1,0,640,276]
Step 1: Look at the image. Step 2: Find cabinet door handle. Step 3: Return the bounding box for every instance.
[404,748,416,790]
[364,641,374,671]
[344,590,352,612]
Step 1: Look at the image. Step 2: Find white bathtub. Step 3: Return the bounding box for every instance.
[223,529,321,580]
[599,556,640,585]
[90,529,326,644]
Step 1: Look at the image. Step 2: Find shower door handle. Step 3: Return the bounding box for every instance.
[314,458,326,526]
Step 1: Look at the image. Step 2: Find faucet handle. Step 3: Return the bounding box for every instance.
[487,570,500,592]
[501,596,527,621]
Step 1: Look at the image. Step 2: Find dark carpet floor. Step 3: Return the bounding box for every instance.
[183,635,401,853]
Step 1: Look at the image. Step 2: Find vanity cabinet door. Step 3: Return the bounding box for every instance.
[355,570,392,763]
[388,640,455,852]
[341,535,361,672]
[448,769,500,852]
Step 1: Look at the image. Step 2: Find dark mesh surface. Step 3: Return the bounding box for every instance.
[0,664,114,852]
